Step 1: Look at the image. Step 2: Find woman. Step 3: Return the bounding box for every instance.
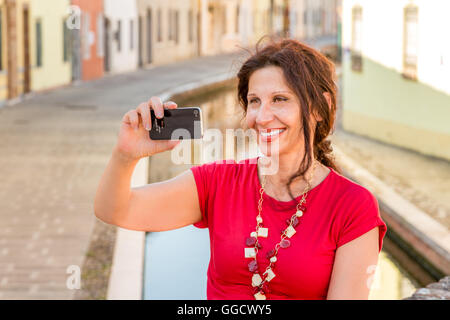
[94,38,387,300]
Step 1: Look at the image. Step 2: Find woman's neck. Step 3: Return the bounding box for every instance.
[258,153,330,202]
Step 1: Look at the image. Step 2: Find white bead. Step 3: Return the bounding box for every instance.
[256,216,263,223]
[285,225,296,238]
[295,210,303,217]
[244,247,256,258]
[254,291,266,300]
[270,256,277,263]
[258,227,268,238]
[264,268,276,282]
[252,273,263,287]
[250,231,257,237]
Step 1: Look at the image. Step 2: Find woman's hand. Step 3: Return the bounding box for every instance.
[114,96,181,161]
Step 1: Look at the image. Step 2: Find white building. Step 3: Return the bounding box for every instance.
[104,0,139,73]
[341,0,450,160]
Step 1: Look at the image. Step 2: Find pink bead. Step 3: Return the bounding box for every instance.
[292,216,299,227]
[246,237,256,246]
[248,260,258,272]
[286,216,299,227]
[280,239,291,248]
[266,249,276,259]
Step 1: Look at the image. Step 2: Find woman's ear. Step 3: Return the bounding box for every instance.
[323,92,331,111]
[323,92,332,112]
[313,92,332,122]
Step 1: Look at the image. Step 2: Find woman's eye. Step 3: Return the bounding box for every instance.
[274,97,286,102]
[249,98,258,104]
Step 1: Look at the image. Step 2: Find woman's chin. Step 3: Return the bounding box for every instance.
[258,143,285,158]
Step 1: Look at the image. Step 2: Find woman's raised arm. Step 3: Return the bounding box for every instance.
[94,97,202,232]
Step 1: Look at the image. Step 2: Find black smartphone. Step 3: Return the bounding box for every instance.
[149,107,203,140]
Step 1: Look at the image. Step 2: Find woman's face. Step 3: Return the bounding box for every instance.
[246,65,309,157]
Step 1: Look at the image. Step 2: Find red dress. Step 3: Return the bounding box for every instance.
[190,157,387,300]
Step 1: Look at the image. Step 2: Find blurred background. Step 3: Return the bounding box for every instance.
[0,0,448,300]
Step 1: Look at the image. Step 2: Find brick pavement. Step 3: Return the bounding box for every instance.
[0,52,243,299]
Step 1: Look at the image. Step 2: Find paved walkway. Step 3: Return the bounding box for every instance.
[0,52,243,299]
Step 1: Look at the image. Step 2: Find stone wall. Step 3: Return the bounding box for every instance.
[405,276,450,300]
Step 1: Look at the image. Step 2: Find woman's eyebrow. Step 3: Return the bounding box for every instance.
[247,90,291,97]
[272,90,291,95]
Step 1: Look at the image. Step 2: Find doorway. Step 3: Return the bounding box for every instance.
[6,0,17,99]
[23,6,31,93]
[104,18,111,72]
[138,15,143,67]
[146,9,152,64]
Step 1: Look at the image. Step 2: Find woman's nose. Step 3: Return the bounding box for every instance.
[255,102,274,125]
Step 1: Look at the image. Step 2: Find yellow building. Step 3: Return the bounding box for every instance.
[251,0,271,45]
[0,0,32,105]
[29,0,71,92]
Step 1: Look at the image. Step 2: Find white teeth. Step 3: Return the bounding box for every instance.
[260,129,285,137]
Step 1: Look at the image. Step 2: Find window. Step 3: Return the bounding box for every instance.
[222,5,226,35]
[168,9,172,41]
[97,13,104,57]
[116,20,121,52]
[351,6,362,72]
[36,19,43,67]
[63,18,70,62]
[403,6,418,80]
[188,9,193,42]
[236,5,239,33]
[157,9,162,42]
[130,19,134,50]
[175,10,179,43]
[83,12,91,60]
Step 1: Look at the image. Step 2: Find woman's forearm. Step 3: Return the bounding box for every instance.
[94,146,140,225]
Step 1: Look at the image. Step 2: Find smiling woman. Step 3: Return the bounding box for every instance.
[189,37,387,300]
[94,36,387,301]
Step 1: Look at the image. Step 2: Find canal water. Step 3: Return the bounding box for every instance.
[143,84,421,300]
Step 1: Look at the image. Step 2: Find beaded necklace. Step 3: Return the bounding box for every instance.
[244,160,317,300]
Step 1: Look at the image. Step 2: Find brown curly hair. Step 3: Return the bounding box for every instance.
[237,36,341,201]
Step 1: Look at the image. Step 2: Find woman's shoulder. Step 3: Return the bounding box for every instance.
[327,168,378,206]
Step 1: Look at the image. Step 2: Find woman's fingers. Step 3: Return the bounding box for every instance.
[164,101,178,109]
[149,96,164,118]
[126,109,139,131]
[128,98,177,133]
[136,102,151,131]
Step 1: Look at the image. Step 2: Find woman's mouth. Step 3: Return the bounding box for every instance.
[259,128,286,142]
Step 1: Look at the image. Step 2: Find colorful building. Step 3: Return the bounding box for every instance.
[103,0,138,74]
[250,0,272,45]
[341,0,450,160]
[136,0,199,67]
[30,0,71,92]
[71,0,104,81]
[0,0,32,105]
[289,0,338,41]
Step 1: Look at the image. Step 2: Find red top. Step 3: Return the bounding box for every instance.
[190,157,387,300]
